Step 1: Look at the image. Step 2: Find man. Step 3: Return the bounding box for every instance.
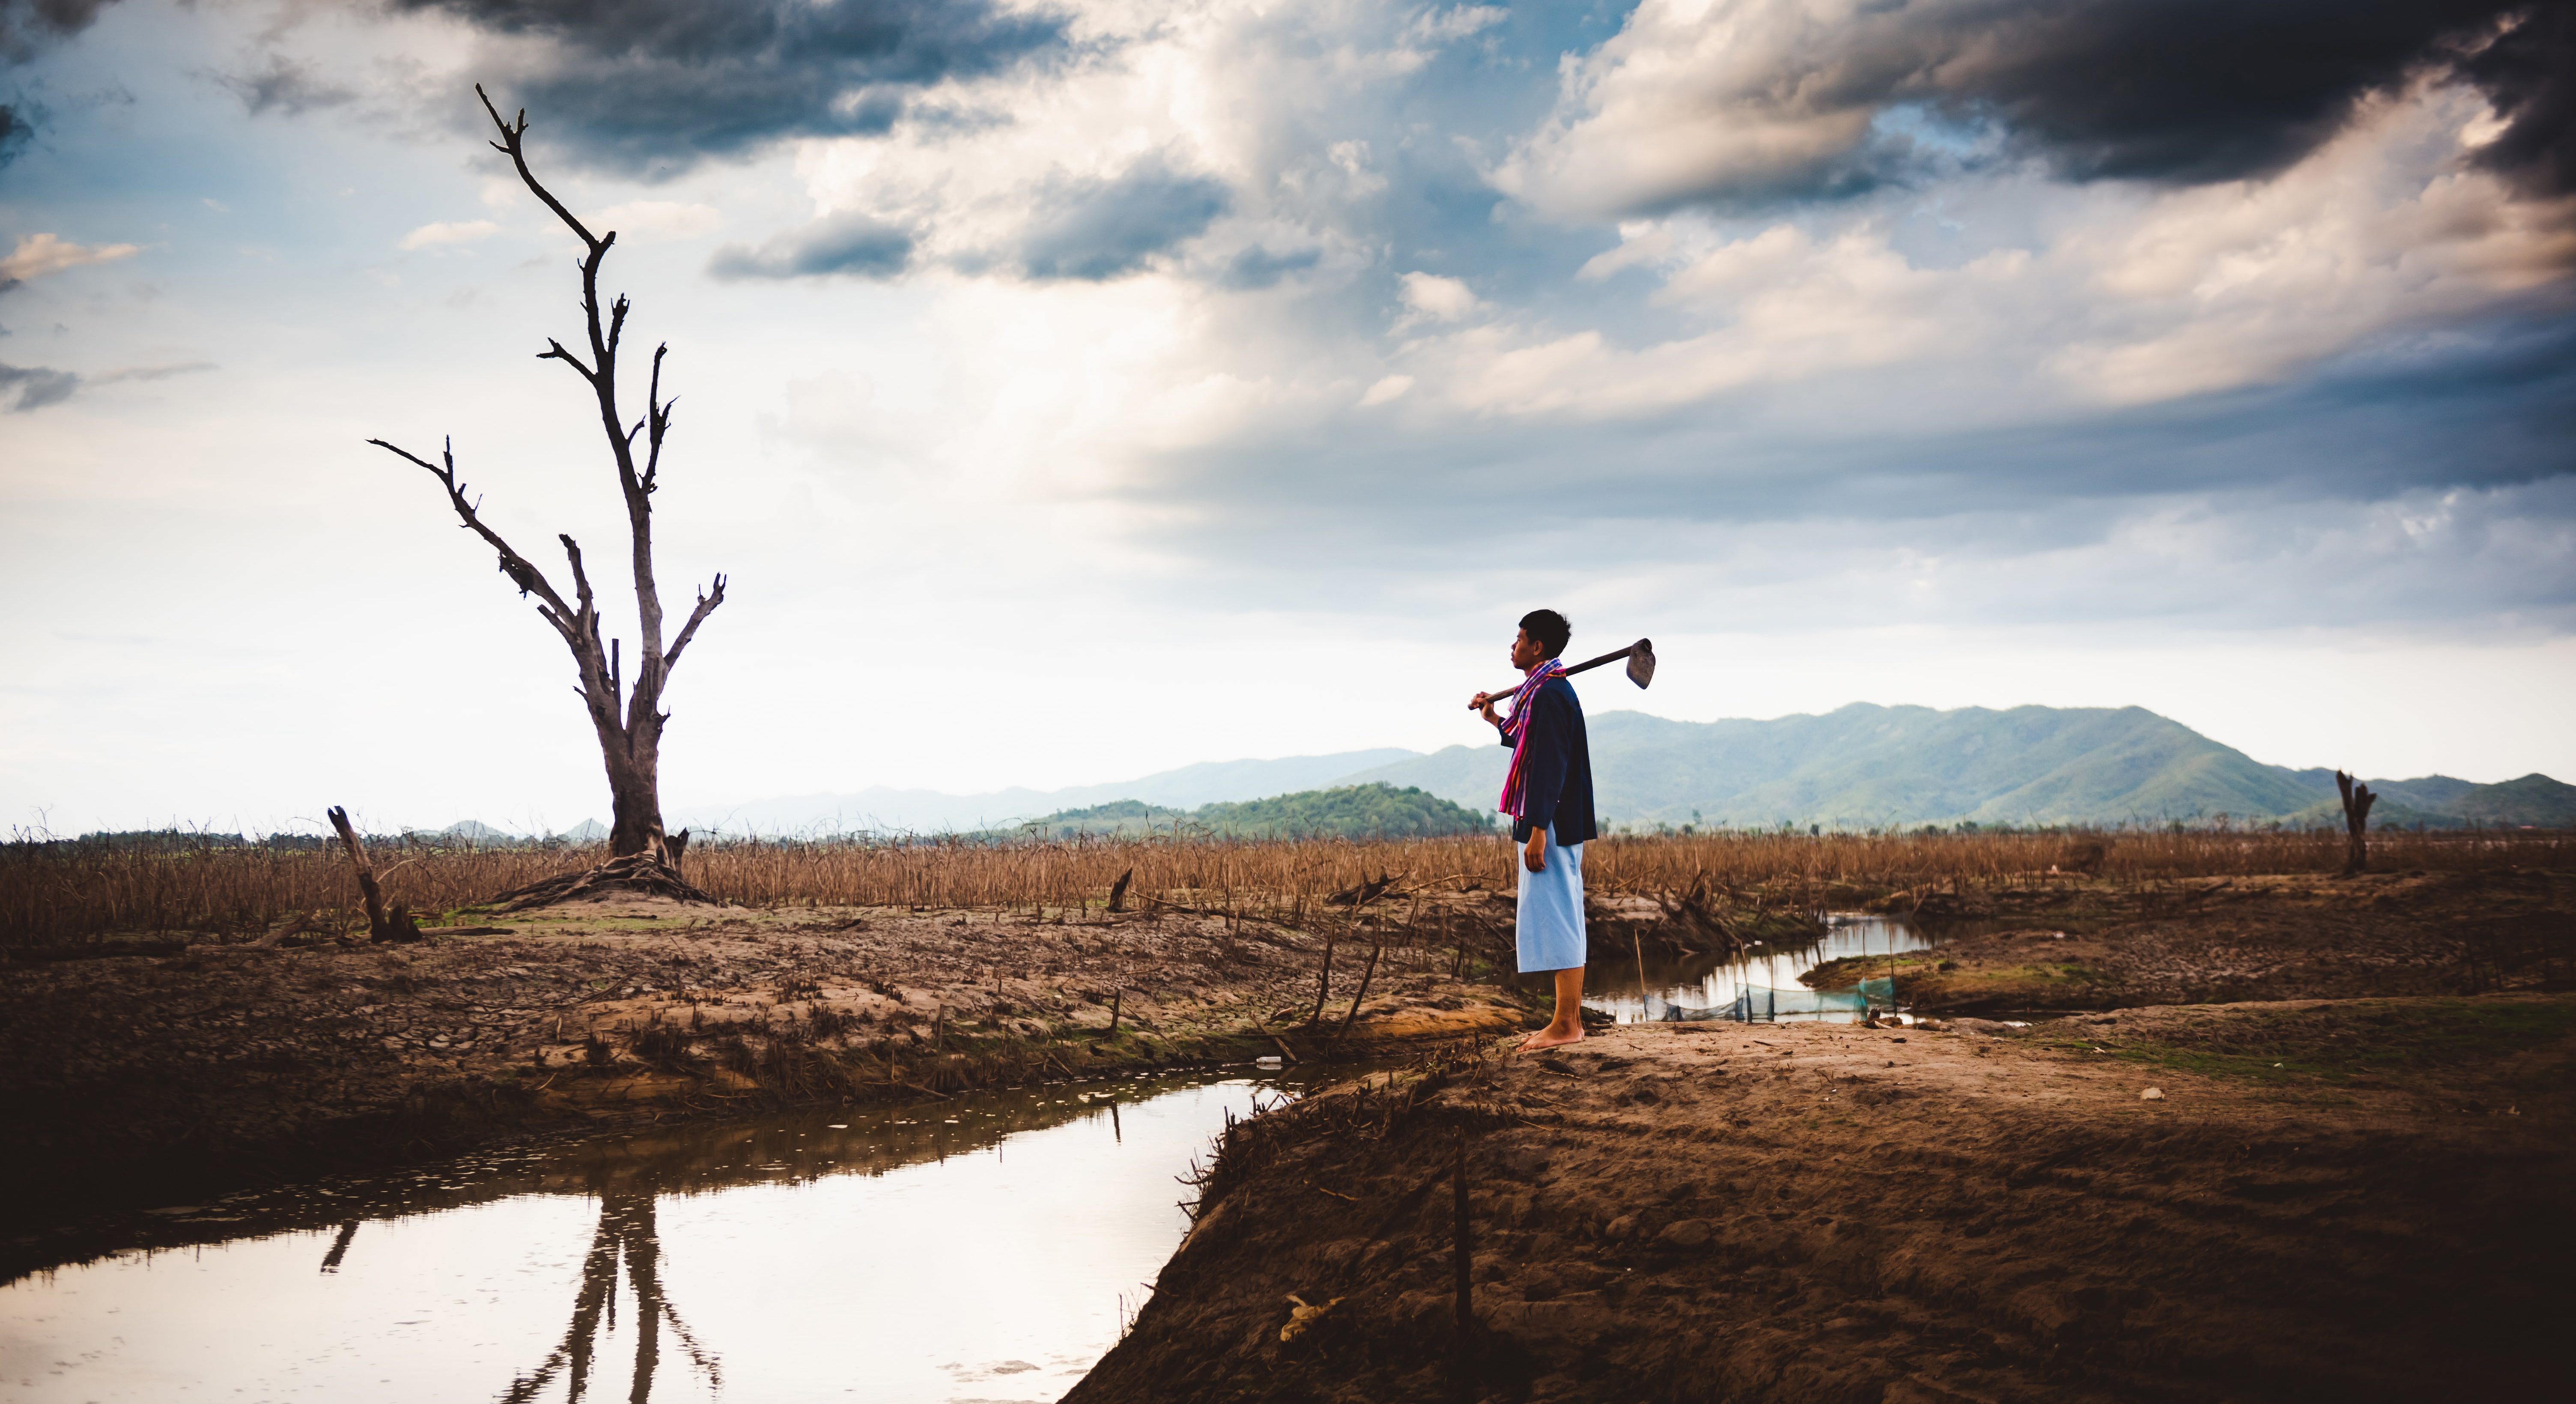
[1471,609,1597,1051]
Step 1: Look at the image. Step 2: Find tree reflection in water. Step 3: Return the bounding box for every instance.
[501,1190,720,1403]
[6,1073,1286,1400]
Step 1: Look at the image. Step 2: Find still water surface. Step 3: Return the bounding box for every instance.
[0,1071,1310,1404]
[1583,911,1933,1024]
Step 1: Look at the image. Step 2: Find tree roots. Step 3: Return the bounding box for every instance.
[492,851,716,911]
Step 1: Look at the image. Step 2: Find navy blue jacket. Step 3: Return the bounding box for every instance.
[1499,674,1597,846]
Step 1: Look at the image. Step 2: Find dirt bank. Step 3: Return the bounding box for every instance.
[1810,868,2576,1014]
[0,894,1520,1241]
[1072,993,2576,1403]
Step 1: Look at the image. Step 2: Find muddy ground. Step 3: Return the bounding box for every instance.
[5,865,2570,1398]
[1819,867,2576,1013]
[0,893,1519,1261]
[1072,993,2576,1403]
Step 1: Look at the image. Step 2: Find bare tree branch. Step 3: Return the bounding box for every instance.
[366,436,578,630]
[641,344,674,496]
[662,574,727,675]
[539,338,599,382]
[476,85,604,253]
[558,532,598,626]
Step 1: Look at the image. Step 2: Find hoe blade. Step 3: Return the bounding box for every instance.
[1625,638,1656,689]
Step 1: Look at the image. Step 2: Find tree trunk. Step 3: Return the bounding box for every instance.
[606,748,665,859]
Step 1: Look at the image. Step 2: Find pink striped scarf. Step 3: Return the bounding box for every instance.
[1497,658,1568,820]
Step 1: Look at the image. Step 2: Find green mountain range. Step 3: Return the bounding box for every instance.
[1009,783,1493,839]
[1335,704,2574,830]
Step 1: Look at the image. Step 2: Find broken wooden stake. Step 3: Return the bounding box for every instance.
[326,805,421,943]
[1336,899,1409,1042]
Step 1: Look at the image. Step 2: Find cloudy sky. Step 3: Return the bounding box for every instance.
[3,0,2571,836]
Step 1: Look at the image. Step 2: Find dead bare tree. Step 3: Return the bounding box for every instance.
[2336,770,2377,876]
[368,86,725,877]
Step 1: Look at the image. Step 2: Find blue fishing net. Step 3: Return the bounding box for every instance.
[1638,976,1898,1022]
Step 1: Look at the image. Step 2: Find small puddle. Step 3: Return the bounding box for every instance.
[1583,911,1935,1024]
[0,1069,1330,1403]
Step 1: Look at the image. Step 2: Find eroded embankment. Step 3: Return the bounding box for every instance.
[1071,994,2576,1404]
[0,894,1522,1251]
[1810,867,2576,1014]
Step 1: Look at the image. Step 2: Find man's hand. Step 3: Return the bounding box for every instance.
[1472,690,1502,725]
[1524,828,1547,872]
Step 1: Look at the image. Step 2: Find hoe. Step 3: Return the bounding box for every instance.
[1468,638,1656,710]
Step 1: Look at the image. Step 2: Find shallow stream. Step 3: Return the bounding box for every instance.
[1582,911,1935,1024]
[0,1070,1320,1404]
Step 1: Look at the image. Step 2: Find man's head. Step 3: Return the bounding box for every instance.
[1514,609,1571,668]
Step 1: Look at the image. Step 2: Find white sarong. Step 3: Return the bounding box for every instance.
[1514,823,1585,973]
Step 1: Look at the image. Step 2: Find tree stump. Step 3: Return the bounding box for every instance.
[2336,770,2377,876]
[327,806,423,942]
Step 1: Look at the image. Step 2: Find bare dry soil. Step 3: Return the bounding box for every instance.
[1073,994,2576,1404]
[0,893,1516,1259]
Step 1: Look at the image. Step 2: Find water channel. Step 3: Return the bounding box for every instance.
[2,917,1930,1402]
[1582,911,1935,1025]
[0,1070,1324,1404]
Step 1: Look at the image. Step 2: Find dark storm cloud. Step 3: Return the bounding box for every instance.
[0,359,78,409]
[1912,0,2573,190]
[2455,3,2576,195]
[0,101,27,167]
[209,53,358,117]
[1016,156,1228,281]
[1,0,123,170]
[707,211,913,280]
[1590,0,2574,209]
[395,0,1070,173]
[0,0,116,63]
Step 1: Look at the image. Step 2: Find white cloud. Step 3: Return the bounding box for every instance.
[397,220,500,251]
[1494,0,1884,218]
[1412,5,1508,44]
[1398,271,1481,322]
[1359,373,1413,405]
[0,233,140,285]
[1410,75,2575,418]
[2047,81,2576,403]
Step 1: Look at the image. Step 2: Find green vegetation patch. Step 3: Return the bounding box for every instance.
[1010,783,1494,840]
[2043,996,2576,1087]
[1804,952,1943,990]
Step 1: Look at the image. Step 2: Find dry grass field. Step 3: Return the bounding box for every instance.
[5,827,2565,948]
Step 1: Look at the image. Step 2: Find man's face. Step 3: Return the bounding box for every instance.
[1510,627,1545,670]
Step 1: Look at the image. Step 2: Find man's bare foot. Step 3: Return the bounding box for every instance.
[1521,1024,1585,1052]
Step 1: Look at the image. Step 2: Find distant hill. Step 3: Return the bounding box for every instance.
[1009,784,1492,840]
[2452,775,2576,827]
[659,703,2567,837]
[671,747,1419,836]
[2272,770,2576,831]
[430,820,520,843]
[1336,704,2573,830]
